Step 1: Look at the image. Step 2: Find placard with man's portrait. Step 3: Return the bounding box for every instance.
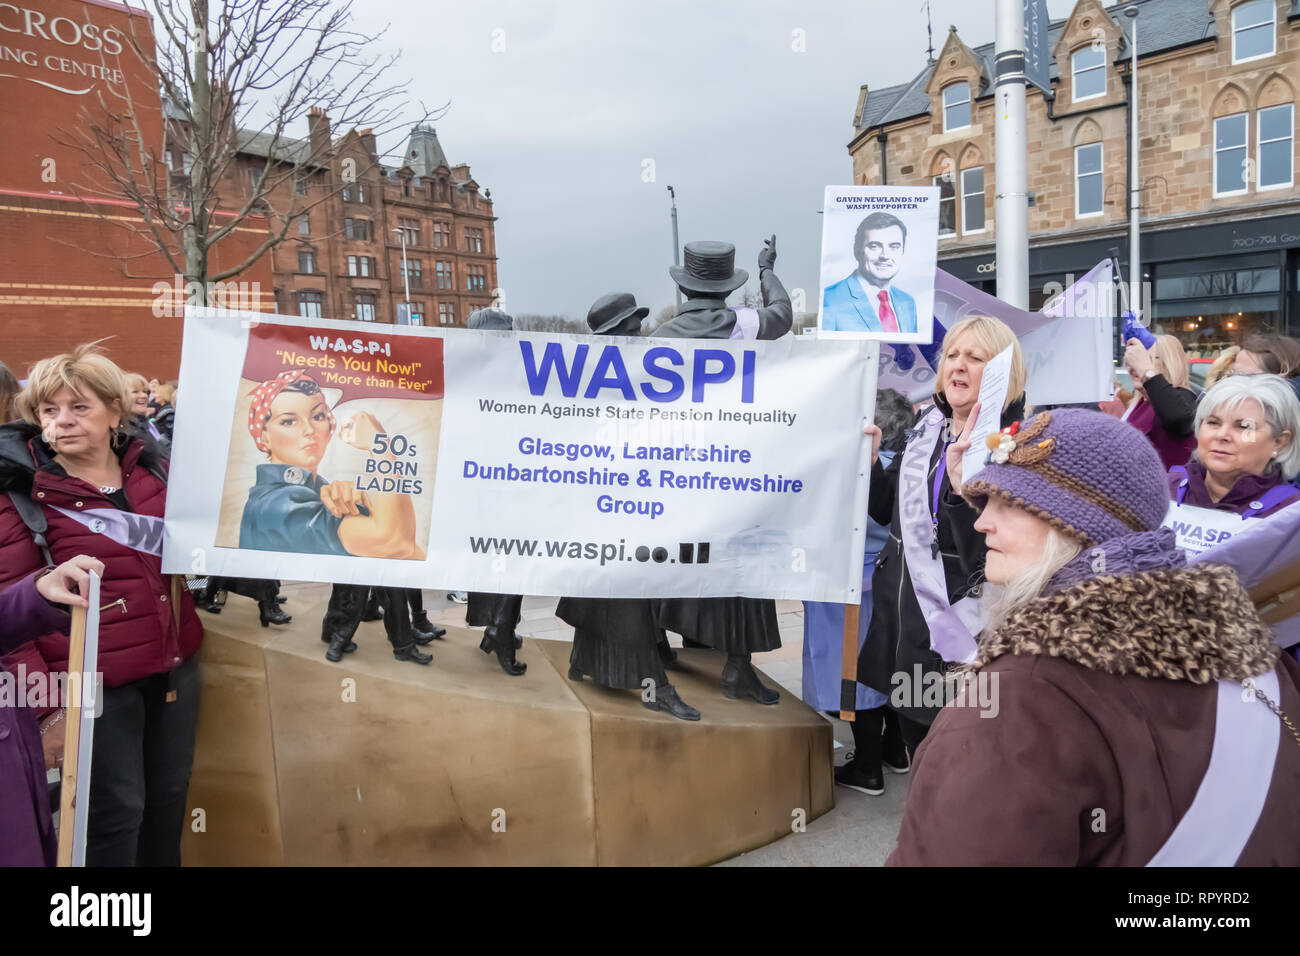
[817,186,940,344]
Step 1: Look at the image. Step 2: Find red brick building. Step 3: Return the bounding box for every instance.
[208,115,499,328]
[0,0,272,381]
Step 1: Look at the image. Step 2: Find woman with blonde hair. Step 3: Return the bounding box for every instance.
[857,314,1027,758]
[0,342,203,865]
[1122,332,1197,469]
[1206,345,1240,387]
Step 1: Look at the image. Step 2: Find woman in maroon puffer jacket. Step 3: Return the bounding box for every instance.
[0,343,204,866]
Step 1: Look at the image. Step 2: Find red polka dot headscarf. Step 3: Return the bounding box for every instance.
[246,369,336,454]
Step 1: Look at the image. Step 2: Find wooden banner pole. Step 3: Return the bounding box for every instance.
[56,602,88,868]
[839,603,861,722]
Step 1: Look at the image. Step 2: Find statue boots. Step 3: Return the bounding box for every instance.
[407,589,446,645]
[643,680,701,721]
[480,624,526,676]
[721,654,779,705]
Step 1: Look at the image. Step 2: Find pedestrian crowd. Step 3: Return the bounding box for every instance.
[1,259,1299,866]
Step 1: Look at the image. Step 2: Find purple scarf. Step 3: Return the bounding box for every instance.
[1047,526,1187,593]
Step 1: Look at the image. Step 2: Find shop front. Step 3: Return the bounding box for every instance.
[940,211,1300,357]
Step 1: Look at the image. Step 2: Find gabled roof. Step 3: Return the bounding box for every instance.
[235,129,312,165]
[858,0,1218,132]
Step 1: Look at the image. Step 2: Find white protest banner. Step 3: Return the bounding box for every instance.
[1032,258,1115,405]
[961,344,1015,485]
[819,185,939,344]
[878,261,1114,406]
[164,309,877,602]
[1162,502,1251,555]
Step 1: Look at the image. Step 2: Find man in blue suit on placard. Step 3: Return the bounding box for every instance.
[822,211,918,334]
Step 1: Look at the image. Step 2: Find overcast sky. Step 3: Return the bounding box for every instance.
[360,0,1080,319]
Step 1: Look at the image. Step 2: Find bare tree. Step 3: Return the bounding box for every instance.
[642,305,676,335]
[60,0,437,304]
[514,314,587,334]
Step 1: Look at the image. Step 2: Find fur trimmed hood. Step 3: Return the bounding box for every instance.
[974,564,1278,683]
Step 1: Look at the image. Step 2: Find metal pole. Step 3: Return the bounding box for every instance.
[994,0,1029,309]
[1126,8,1141,318]
[668,185,681,309]
[394,227,411,323]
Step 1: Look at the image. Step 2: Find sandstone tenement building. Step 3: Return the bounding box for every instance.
[849,0,1300,350]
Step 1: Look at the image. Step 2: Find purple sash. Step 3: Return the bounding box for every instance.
[898,408,984,663]
[729,307,759,340]
[1147,669,1281,866]
[50,505,164,557]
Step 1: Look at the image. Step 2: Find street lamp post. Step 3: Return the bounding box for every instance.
[668,185,681,309]
[393,226,412,324]
[994,0,1030,309]
[1125,6,1141,319]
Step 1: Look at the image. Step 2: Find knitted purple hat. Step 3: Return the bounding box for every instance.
[962,408,1170,547]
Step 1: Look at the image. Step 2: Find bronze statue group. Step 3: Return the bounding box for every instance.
[311,237,794,721]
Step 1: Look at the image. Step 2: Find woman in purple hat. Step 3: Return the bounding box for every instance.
[888,407,1300,865]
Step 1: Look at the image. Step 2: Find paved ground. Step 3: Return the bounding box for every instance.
[281,583,907,866]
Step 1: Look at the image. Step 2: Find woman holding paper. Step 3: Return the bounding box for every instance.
[1168,374,1300,519]
[858,315,1026,756]
[888,408,1300,865]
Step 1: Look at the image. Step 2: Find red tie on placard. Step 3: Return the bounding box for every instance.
[877,290,899,334]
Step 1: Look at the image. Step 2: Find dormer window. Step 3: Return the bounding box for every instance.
[943,83,971,132]
[1232,0,1275,63]
[1071,46,1106,101]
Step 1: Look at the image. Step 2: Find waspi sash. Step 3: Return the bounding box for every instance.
[50,505,164,557]
[898,408,985,664]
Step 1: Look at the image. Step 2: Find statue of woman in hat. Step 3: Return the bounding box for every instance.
[653,237,791,705]
[462,307,529,676]
[556,293,700,720]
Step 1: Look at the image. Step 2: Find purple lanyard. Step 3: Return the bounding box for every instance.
[931,451,948,527]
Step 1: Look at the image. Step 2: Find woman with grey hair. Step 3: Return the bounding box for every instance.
[1168,373,1300,518]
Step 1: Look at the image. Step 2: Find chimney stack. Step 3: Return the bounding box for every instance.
[358,127,377,157]
[308,107,331,158]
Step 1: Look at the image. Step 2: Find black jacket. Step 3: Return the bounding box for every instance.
[857,396,1026,725]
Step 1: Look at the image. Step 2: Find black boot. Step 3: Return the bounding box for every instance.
[721,655,779,705]
[411,617,446,644]
[259,599,292,627]
[320,633,357,656]
[643,681,701,721]
[393,642,433,665]
[324,633,356,662]
[480,625,526,676]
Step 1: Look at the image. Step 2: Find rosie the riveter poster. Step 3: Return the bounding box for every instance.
[212,319,443,560]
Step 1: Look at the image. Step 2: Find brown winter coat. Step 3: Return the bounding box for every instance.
[888,564,1300,866]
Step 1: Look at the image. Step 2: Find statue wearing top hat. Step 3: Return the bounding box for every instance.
[555,293,699,720]
[463,306,528,676]
[655,237,791,339]
[653,238,790,705]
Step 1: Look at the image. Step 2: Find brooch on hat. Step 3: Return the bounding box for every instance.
[985,412,1056,466]
[985,421,1019,464]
